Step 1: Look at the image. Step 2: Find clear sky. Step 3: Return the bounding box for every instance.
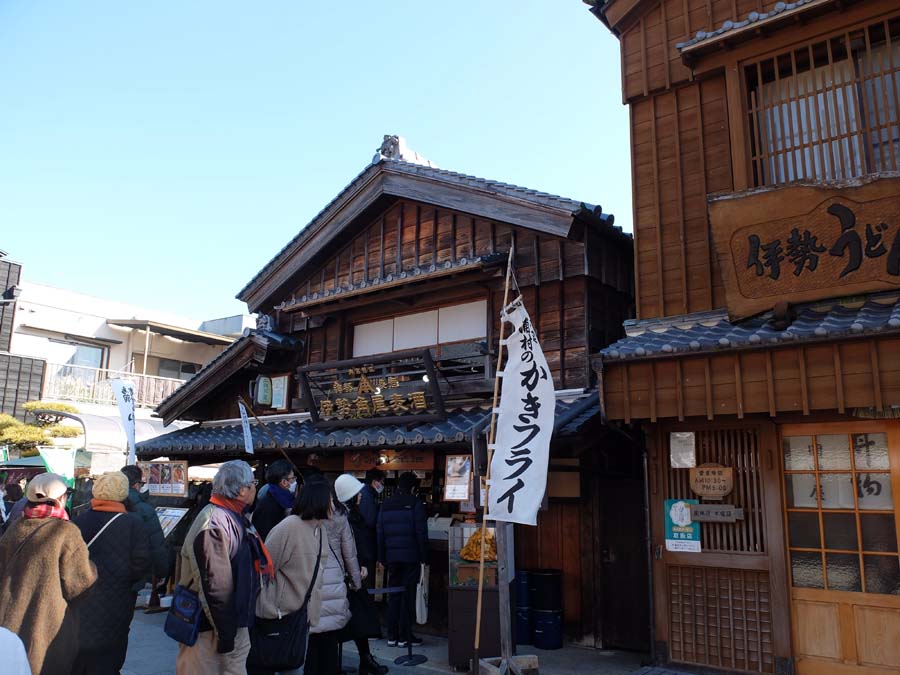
[0,1,629,321]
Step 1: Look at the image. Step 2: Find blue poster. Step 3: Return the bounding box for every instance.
[664,498,701,552]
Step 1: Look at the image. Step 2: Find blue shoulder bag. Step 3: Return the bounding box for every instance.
[164,582,202,646]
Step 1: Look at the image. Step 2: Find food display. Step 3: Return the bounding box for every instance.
[459,528,497,562]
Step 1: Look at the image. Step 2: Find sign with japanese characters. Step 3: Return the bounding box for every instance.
[689,503,744,523]
[689,463,734,500]
[487,296,555,526]
[343,449,435,472]
[665,499,701,552]
[709,176,900,319]
[298,350,445,428]
[111,378,136,464]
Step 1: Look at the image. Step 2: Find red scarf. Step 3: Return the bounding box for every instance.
[210,494,275,583]
[91,499,127,513]
[24,503,69,521]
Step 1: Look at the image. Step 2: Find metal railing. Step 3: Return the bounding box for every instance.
[43,362,186,408]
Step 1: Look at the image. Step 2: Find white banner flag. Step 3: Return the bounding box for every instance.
[487,296,555,526]
[238,400,254,455]
[111,378,137,464]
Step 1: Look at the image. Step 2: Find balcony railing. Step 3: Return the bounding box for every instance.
[43,362,186,408]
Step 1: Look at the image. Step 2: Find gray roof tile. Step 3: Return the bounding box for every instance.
[600,296,900,362]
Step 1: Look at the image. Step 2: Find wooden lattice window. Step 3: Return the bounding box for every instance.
[781,430,900,594]
[745,15,900,187]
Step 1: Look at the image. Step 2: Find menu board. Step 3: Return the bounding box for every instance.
[443,455,472,502]
[155,507,190,538]
[138,461,188,497]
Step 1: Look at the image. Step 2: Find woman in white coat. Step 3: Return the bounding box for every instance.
[304,478,363,675]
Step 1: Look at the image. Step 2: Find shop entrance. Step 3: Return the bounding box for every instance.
[651,421,792,674]
[781,422,900,675]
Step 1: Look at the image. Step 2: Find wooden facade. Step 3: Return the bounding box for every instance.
[593,0,900,672]
[148,152,641,648]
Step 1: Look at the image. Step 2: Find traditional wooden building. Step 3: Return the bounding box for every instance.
[137,137,642,649]
[590,1,900,673]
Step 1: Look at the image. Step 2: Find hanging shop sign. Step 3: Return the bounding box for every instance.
[689,504,744,523]
[298,349,445,428]
[689,463,733,500]
[443,455,473,502]
[665,498,701,552]
[344,448,435,473]
[709,176,900,319]
[252,373,290,412]
[137,460,189,497]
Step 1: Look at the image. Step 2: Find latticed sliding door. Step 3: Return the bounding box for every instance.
[781,422,900,675]
[652,422,792,674]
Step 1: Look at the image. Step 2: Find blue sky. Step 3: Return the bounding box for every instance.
[0,1,629,320]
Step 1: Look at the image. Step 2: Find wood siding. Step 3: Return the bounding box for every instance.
[0,354,44,422]
[602,336,900,421]
[631,77,732,319]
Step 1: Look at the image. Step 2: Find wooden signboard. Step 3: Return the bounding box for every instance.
[689,463,733,500]
[344,448,435,472]
[298,349,445,428]
[709,175,900,319]
[689,504,744,523]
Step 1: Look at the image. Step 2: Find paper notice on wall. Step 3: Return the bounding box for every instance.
[238,400,254,455]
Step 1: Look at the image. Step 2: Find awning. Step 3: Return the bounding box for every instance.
[35,409,192,454]
[106,319,234,346]
[0,454,91,470]
[137,397,602,459]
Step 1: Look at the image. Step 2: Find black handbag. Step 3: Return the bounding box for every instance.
[247,529,322,671]
[347,586,382,639]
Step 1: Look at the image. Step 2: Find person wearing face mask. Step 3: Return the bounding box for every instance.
[121,465,169,584]
[358,468,384,538]
[252,460,296,541]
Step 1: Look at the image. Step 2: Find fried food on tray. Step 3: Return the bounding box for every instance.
[459,528,497,561]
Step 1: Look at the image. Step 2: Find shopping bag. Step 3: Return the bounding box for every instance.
[415,563,429,624]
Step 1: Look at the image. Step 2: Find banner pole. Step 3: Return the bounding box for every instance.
[237,395,302,476]
[474,245,515,666]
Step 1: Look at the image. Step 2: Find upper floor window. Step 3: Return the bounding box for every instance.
[352,299,487,358]
[746,16,900,187]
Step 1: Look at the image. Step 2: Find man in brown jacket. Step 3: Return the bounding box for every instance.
[0,473,97,675]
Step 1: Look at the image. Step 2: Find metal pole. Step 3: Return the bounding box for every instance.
[142,328,150,375]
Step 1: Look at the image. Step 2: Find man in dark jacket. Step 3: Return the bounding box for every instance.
[377,471,427,647]
[251,459,296,540]
[358,467,384,580]
[121,465,169,584]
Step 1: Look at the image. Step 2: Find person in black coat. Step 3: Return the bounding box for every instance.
[376,472,427,647]
[251,459,296,540]
[72,471,150,675]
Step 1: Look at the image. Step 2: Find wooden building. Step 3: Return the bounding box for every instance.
[137,137,643,649]
[589,1,900,673]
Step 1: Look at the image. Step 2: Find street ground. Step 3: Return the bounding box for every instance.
[123,611,688,675]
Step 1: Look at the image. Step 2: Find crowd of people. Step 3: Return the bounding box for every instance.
[0,460,430,675]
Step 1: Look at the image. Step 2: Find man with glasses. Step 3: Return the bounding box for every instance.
[250,459,296,540]
[175,460,271,675]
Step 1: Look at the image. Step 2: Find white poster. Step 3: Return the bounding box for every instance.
[111,378,136,465]
[238,400,254,455]
[487,296,554,526]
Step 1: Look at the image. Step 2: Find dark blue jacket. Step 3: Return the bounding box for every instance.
[376,491,427,564]
[358,484,379,531]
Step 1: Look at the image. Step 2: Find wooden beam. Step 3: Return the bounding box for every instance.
[673,86,688,315]
[364,227,370,282]
[649,362,657,423]
[451,213,458,263]
[432,208,439,267]
[396,206,403,273]
[704,357,713,420]
[675,359,685,421]
[414,205,421,267]
[379,216,386,278]
[765,350,776,417]
[833,344,845,414]
[696,82,714,310]
[640,18,649,98]
[870,341,884,411]
[623,364,632,424]
[650,96,665,317]
[734,355,744,419]
[798,347,810,415]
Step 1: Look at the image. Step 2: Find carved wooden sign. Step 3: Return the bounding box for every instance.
[709,176,900,319]
[689,504,744,523]
[689,463,733,500]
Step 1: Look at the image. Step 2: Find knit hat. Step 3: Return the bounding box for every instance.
[334,473,364,504]
[26,473,69,505]
[92,471,129,502]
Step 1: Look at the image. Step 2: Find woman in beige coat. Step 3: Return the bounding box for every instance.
[250,480,329,675]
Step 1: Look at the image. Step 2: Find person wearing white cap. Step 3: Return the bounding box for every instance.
[0,473,97,675]
[335,474,389,675]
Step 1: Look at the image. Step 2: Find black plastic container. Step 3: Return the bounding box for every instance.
[532,609,563,650]
[528,569,562,611]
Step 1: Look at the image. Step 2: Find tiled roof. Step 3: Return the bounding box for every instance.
[676,0,823,50]
[600,297,900,362]
[137,397,600,459]
[237,157,622,303]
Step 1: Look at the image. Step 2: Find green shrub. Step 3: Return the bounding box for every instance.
[24,401,80,427]
[0,424,47,449]
[46,425,81,438]
[0,414,22,432]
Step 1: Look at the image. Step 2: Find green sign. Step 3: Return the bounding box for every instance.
[38,447,77,487]
[664,498,701,553]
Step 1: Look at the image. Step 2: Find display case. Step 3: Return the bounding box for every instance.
[449,522,498,588]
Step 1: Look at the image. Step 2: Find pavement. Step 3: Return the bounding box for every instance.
[123,610,686,675]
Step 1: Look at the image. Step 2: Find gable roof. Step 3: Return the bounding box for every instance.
[237,156,623,313]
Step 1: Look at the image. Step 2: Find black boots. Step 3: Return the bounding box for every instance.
[360,653,389,675]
